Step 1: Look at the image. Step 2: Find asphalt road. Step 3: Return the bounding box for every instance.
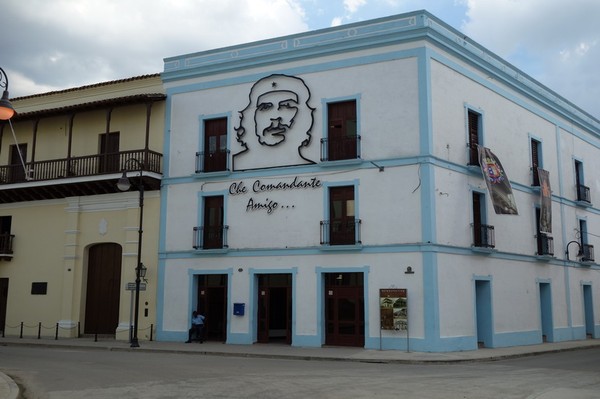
[1,345,600,398]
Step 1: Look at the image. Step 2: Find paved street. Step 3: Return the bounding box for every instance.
[1,343,600,398]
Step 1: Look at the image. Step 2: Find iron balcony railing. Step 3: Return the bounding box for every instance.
[0,233,14,259]
[576,184,591,203]
[320,219,362,246]
[0,149,162,185]
[537,233,554,256]
[581,244,595,262]
[195,149,230,173]
[193,225,229,250]
[473,223,495,248]
[320,135,361,162]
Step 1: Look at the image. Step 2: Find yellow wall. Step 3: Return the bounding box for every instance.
[0,75,164,340]
[0,192,160,339]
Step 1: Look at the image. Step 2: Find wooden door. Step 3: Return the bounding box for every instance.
[203,196,224,249]
[329,186,355,245]
[325,273,364,347]
[84,243,122,335]
[327,101,357,161]
[204,118,228,172]
[197,274,228,342]
[257,274,292,344]
[9,144,27,183]
[99,132,120,173]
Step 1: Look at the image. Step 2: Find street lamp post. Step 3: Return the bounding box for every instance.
[117,158,145,348]
[0,67,16,120]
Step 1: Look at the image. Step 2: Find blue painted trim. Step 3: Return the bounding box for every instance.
[582,283,596,338]
[538,281,554,342]
[493,330,541,348]
[157,331,187,342]
[227,333,253,345]
[550,327,572,342]
[163,12,423,78]
[292,334,321,347]
[164,48,422,98]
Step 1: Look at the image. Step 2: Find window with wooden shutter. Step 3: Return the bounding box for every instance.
[203,118,228,172]
[531,139,541,186]
[326,101,358,161]
[467,110,480,165]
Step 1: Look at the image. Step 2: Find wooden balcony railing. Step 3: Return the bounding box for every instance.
[0,150,162,185]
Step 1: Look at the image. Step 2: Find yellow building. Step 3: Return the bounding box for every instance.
[0,75,164,342]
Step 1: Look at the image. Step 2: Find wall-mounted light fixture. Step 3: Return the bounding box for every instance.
[0,67,15,120]
[405,266,414,274]
[565,240,582,261]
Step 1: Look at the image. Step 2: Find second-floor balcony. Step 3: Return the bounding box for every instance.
[0,149,162,203]
[581,244,595,263]
[536,233,554,257]
[320,219,362,246]
[195,149,230,173]
[473,223,495,249]
[576,184,591,204]
[320,135,361,162]
[0,233,14,260]
[193,225,229,250]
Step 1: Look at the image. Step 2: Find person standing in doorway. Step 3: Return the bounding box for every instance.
[185,310,205,343]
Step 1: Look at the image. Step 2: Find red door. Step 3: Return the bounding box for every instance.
[204,118,228,172]
[197,274,228,342]
[327,100,357,161]
[257,274,292,344]
[329,186,356,245]
[325,273,364,347]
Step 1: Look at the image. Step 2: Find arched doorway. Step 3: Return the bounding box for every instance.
[84,243,122,335]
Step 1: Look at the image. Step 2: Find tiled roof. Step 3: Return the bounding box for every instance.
[11,73,162,101]
[8,93,166,121]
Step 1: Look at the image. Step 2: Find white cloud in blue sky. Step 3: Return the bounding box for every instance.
[0,0,598,118]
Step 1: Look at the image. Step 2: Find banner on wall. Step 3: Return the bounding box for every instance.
[538,168,552,234]
[478,146,519,215]
[379,289,407,331]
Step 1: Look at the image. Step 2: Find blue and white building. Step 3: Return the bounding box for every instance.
[157,10,600,351]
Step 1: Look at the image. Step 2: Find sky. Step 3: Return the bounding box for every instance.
[1,0,598,120]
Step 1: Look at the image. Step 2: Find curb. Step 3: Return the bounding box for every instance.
[2,339,600,365]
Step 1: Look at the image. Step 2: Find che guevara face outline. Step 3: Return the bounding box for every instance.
[234,74,316,169]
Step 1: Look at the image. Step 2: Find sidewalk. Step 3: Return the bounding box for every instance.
[1,336,599,399]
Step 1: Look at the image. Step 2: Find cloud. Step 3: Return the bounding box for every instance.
[344,0,368,13]
[0,0,308,97]
[462,0,600,118]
